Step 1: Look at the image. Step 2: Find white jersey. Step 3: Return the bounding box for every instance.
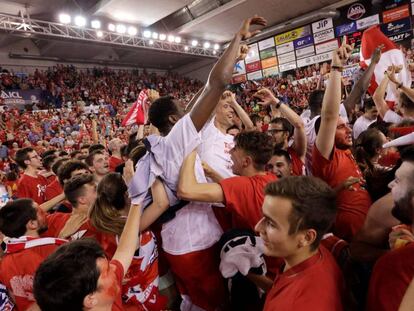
[304,115,319,175]
[198,118,235,180]
[353,115,376,139]
[384,109,403,124]
[130,114,222,255]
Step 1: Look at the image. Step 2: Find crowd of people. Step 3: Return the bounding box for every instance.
[1,14,414,311]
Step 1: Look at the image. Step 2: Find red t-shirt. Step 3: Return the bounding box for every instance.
[110,259,124,311]
[42,212,97,240]
[109,156,123,172]
[0,238,63,310]
[288,147,305,176]
[219,172,277,230]
[44,178,63,201]
[16,174,49,205]
[366,243,414,311]
[264,246,344,311]
[312,146,372,241]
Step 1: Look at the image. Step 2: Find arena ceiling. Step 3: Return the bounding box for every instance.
[0,0,357,70]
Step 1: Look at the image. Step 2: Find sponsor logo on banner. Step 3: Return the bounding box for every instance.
[274,25,311,45]
[295,46,315,58]
[232,74,247,84]
[1,89,41,106]
[381,17,411,36]
[296,52,332,68]
[335,22,357,36]
[279,61,297,72]
[278,51,296,64]
[389,31,412,42]
[313,28,335,44]
[245,43,260,63]
[258,37,275,50]
[246,61,262,73]
[312,18,333,34]
[293,35,314,49]
[347,3,366,20]
[356,14,380,30]
[263,66,279,77]
[342,64,360,78]
[233,60,246,75]
[383,4,409,23]
[260,48,276,59]
[261,57,278,69]
[315,39,338,54]
[247,70,263,81]
[276,42,294,55]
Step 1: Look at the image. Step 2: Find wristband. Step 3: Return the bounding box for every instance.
[331,66,343,72]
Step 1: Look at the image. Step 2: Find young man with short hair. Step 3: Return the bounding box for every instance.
[256,176,343,310]
[266,148,292,178]
[108,138,124,172]
[34,201,142,311]
[352,98,378,139]
[85,150,110,183]
[15,147,49,204]
[0,199,66,310]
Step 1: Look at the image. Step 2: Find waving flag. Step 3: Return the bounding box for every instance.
[360,25,411,102]
[122,89,149,126]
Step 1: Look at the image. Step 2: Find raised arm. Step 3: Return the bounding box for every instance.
[372,73,391,118]
[387,65,414,102]
[316,39,353,160]
[177,150,224,203]
[185,87,204,113]
[190,16,267,131]
[343,47,381,115]
[229,92,254,131]
[139,179,169,231]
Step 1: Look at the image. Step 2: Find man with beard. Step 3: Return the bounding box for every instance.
[0,199,66,310]
[254,88,307,176]
[365,145,414,311]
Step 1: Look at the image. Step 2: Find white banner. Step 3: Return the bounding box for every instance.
[258,37,275,50]
[295,45,315,58]
[315,39,338,54]
[262,66,279,77]
[276,41,294,55]
[313,28,335,44]
[356,14,380,30]
[245,43,260,63]
[279,61,297,72]
[278,51,296,64]
[312,18,333,34]
[247,70,263,80]
[296,52,332,68]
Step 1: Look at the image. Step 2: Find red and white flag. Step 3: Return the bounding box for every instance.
[360,25,411,102]
[121,89,150,126]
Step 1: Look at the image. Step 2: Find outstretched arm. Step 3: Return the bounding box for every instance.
[190,16,267,132]
[387,64,414,102]
[229,91,254,131]
[140,179,169,231]
[316,38,353,160]
[343,47,381,116]
[372,74,391,118]
[177,151,224,203]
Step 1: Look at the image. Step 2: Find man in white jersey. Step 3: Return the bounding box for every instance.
[128,16,267,311]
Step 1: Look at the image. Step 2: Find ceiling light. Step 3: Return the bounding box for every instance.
[91,20,101,29]
[168,35,175,42]
[213,44,220,50]
[159,34,166,41]
[203,42,211,49]
[174,36,181,43]
[108,23,116,31]
[96,31,103,38]
[128,26,137,36]
[184,46,189,51]
[143,30,151,38]
[74,16,86,27]
[213,50,217,55]
[116,24,126,34]
[149,40,154,45]
[59,13,71,24]
[152,32,158,39]
[191,40,198,46]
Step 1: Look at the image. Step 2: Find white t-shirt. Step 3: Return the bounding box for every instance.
[353,115,376,139]
[383,109,403,124]
[304,115,319,175]
[198,118,235,180]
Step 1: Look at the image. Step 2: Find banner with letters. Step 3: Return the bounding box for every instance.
[1,89,42,106]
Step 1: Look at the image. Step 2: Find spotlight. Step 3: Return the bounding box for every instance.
[149,39,154,45]
[184,46,189,51]
[128,26,137,36]
[59,13,71,24]
[152,32,158,39]
[191,40,198,46]
[91,20,101,29]
[159,34,166,41]
[168,35,175,42]
[213,50,217,55]
[213,44,220,50]
[143,30,152,38]
[108,23,116,31]
[96,31,103,38]
[74,16,86,27]
[203,42,211,49]
[116,24,126,34]
[174,36,181,43]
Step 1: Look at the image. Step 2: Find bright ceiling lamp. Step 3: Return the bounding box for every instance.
[108,23,116,31]
[74,16,86,27]
[152,32,158,39]
[174,36,181,43]
[91,20,101,29]
[167,35,175,42]
[116,24,126,34]
[203,42,211,48]
[191,40,198,46]
[143,30,151,38]
[96,31,103,38]
[59,13,71,24]
[149,40,154,45]
[213,44,220,50]
[184,46,189,51]
[159,34,166,41]
[128,26,137,36]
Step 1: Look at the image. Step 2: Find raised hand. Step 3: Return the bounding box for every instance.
[253,88,278,106]
[332,36,354,67]
[237,44,249,61]
[123,159,135,185]
[386,64,403,85]
[238,15,267,40]
[371,45,383,64]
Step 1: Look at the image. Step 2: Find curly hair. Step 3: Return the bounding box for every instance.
[234,131,274,170]
[148,96,178,135]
